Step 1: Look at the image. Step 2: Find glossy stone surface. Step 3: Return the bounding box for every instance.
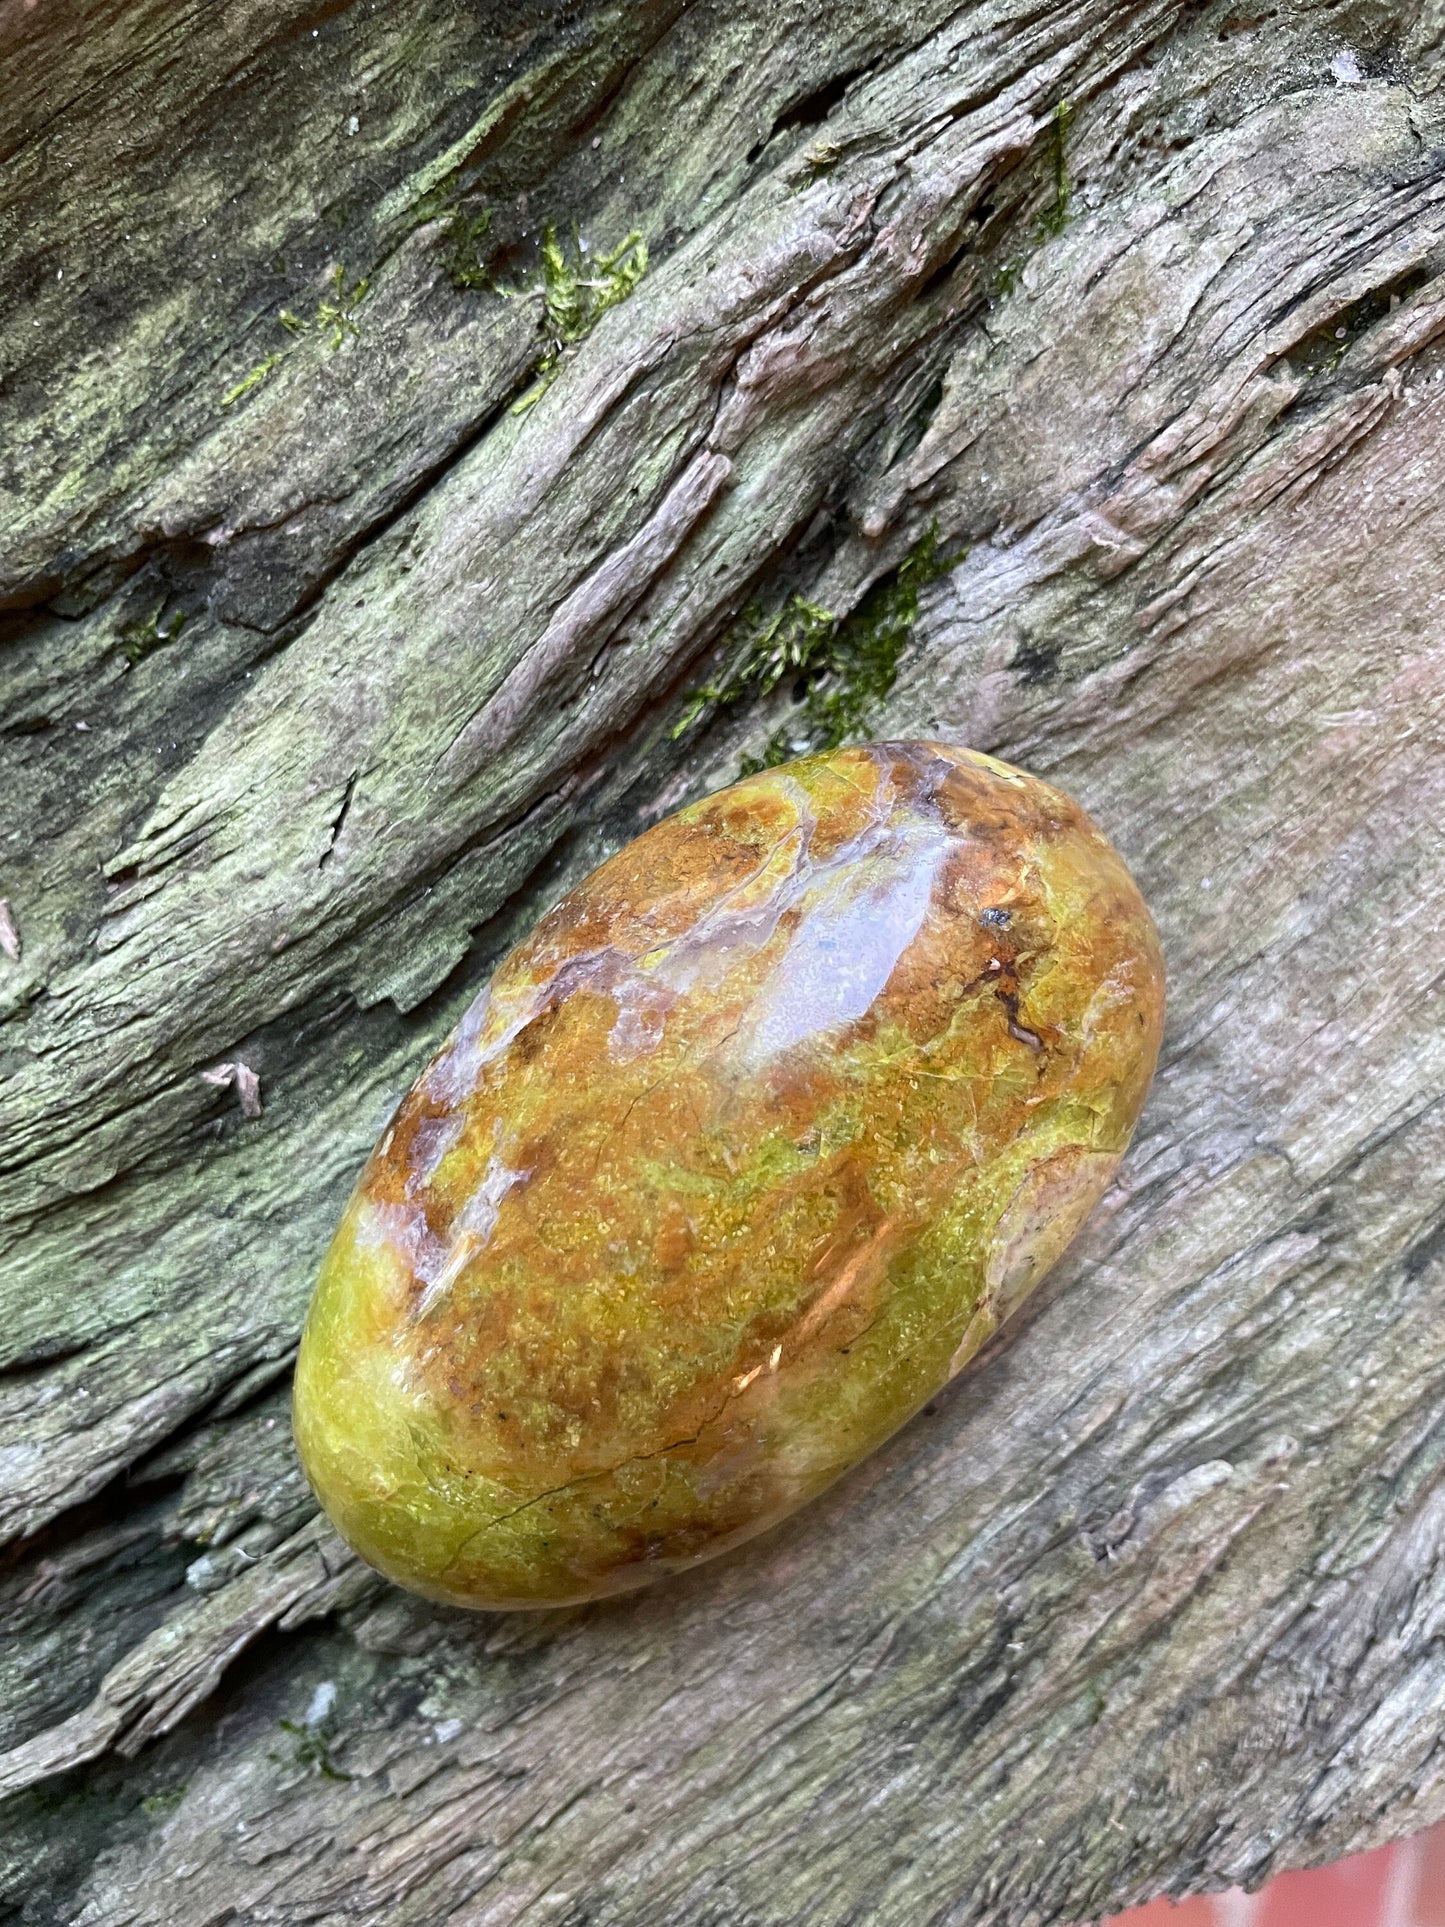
[294,743,1165,1609]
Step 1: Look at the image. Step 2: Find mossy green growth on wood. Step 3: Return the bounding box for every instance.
[220,265,369,407]
[443,209,495,291]
[512,222,649,413]
[118,605,185,669]
[296,264,370,350]
[1039,98,1074,239]
[221,352,286,409]
[407,173,461,230]
[272,1718,350,1782]
[140,1786,187,1820]
[988,97,1075,291]
[407,177,498,290]
[673,528,962,771]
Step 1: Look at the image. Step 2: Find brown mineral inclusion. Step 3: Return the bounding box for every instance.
[294,743,1165,1608]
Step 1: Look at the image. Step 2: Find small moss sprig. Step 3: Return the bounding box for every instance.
[1039,98,1074,239]
[140,1784,187,1819]
[282,263,370,350]
[408,174,460,230]
[512,223,649,413]
[672,595,836,741]
[406,177,497,290]
[442,207,495,291]
[273,1717,351,1782]
[673,528,961,773]
[983,95,1078,304]
[220,352,286,409]
[119,604,185,669]
[221,265,369,407]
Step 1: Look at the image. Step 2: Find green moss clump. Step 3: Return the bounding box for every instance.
[273,1717,350,1782]
[140,1784,187,1819]
[513,223,649,412]
[407,178,500,290]
[408,173,460,229]
[442,207,494,291]
[119,605,185,669]
[672,595,835,742]
[673,528,962,772]
[219,265,369,407]
[313,264,369,349]
[278,264,368,349]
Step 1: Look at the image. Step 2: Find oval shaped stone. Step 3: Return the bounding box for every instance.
[294,743,1164,1608]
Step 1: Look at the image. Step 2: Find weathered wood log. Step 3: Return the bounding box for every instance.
[2,0,1444,1920]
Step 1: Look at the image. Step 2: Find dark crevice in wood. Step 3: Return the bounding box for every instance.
[317,772,358,870]
[0,1471,187,1586]
[0,1339,93,1384]
[747,62,876,163]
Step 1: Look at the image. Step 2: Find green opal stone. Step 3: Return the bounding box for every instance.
[294,743,1165,1608]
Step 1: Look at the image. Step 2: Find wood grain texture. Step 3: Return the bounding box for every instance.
[1,0,1443,1921]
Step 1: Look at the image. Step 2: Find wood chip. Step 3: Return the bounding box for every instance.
[234,1062,262,1118]
[200,1060,262,1117]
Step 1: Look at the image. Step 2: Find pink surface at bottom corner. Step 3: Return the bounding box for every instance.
[1097,1897,1217,1927]
[1089,1817,1445,1927]
[1252,1838,1396,1927]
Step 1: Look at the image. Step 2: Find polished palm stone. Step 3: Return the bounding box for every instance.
[294,742,1164,1608]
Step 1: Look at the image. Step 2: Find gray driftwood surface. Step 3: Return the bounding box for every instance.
[3,0,1445,1921]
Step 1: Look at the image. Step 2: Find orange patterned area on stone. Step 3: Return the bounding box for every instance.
[293,743,1165,1608]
